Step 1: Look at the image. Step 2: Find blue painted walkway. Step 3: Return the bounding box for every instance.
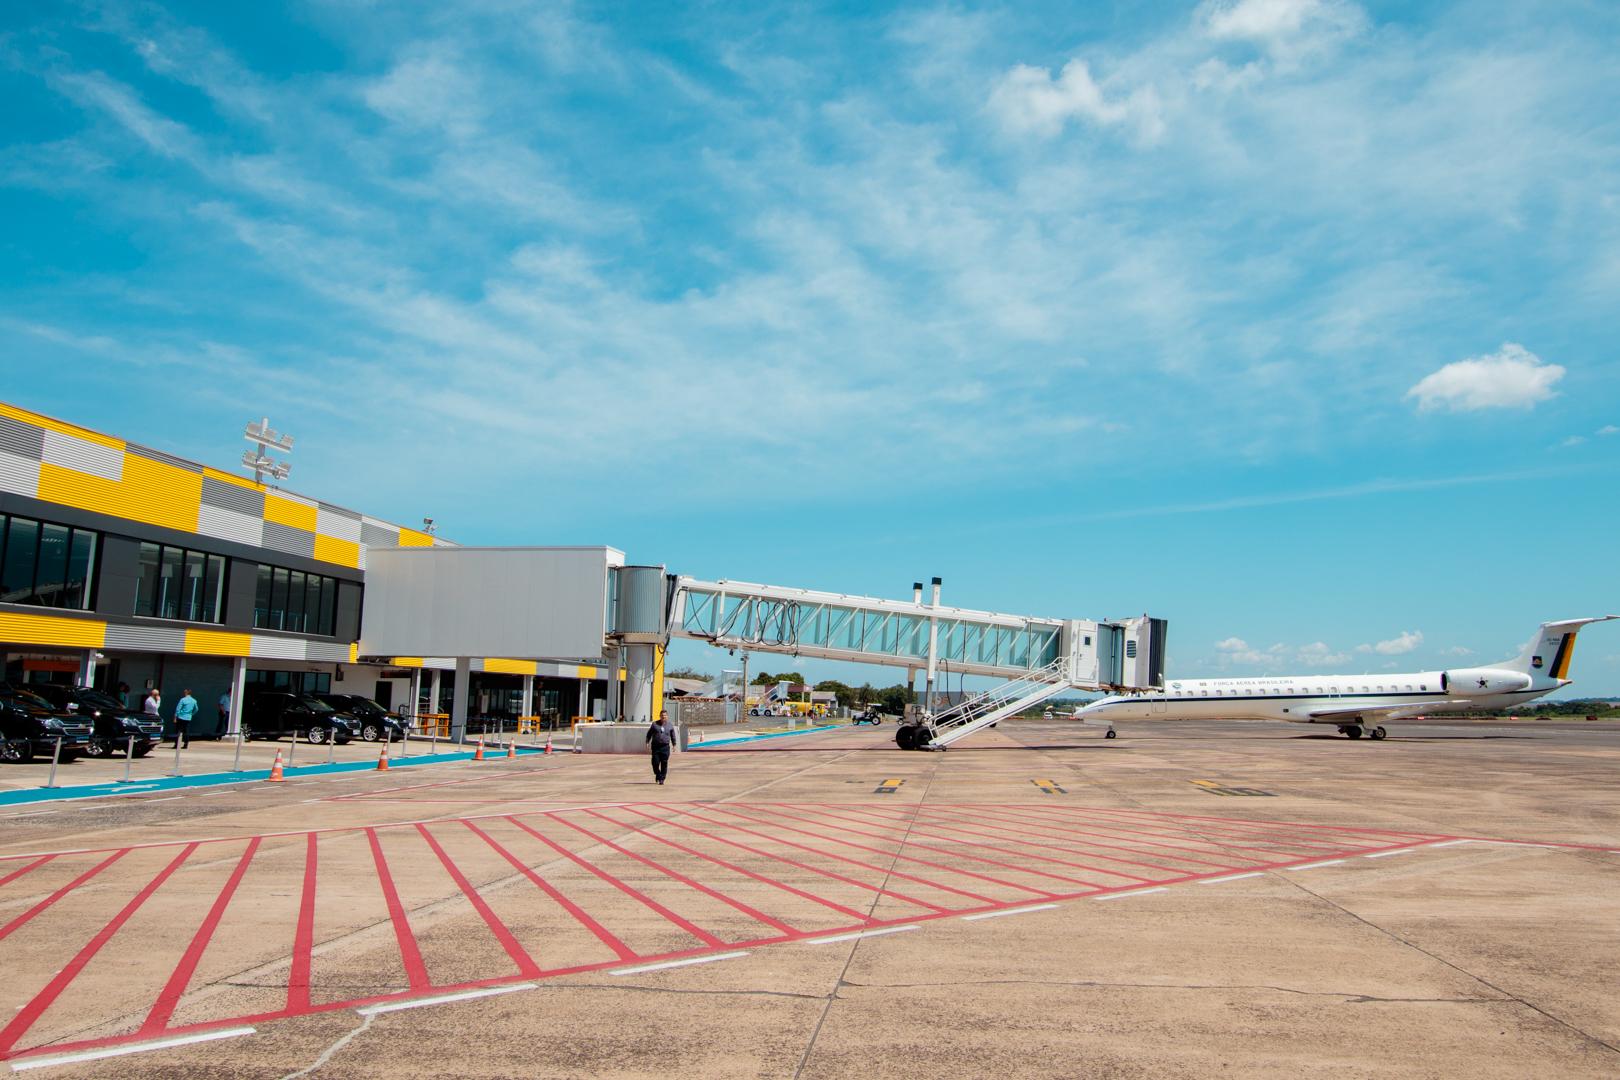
[690,723,843,749]
[0,746,544,807]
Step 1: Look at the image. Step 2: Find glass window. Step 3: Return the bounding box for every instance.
[135,542,161,616]
[64,529,96,609]
[286,570,306,632]
[202,555,225,623]
[133,543,227,623]
[157,545,183,618]
[255,564,273,627]
[34,523,70,606]
[1,516,39,604]
[182,549,206,620]
[250,563,338,635]
[305,574,321,633]
[318,577,336,636]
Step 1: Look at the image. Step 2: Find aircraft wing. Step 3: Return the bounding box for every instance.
[1304,700,1471,722]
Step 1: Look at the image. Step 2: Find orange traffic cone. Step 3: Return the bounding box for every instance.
[266,750,286,782]
[544,735,552,755]
[473,738,485,761]
[505,738,516,759]
[376,746,390,771]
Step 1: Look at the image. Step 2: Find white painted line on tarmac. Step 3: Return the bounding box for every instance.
[1364,849,1417,858]
[141,796,183,804]
[1198,872,1264,885]
[1095,887,1168,901]
[9,1026,256,1071]
[1429,839,1474,847]
[962,903,1060,921]
[1487,841,1559,849]
[357,983,538,1016]
[610,952,750,975]
[13,811,57,819]
[1292,860,1346,870]
[805,926,918,945]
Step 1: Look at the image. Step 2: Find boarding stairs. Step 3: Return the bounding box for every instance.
[909,656,1072,750]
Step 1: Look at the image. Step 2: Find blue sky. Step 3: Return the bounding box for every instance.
[3,0,1618,692]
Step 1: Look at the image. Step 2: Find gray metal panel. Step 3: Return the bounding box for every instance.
[0,417,44,460]
[0,450,41,499]
[201,476,265,515]
[127,444,202,472]
[614,566,667,637]
[104,624,188,651]
[261,521,315,558]
[360,547,617,660]
[360,520,397,548]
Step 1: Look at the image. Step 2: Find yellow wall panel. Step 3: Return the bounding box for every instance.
[0,403,124,450]
[36,454,203,534]
[483,658,538,676]
[396,527,434,548]
[263,493,318,532]
[202,467,264,492]
[576,664,598,679]
[392,657,425,667]
[313,534,360,568]
[0,611,106,649]
[349,642,359,663]
[184,629,252,657]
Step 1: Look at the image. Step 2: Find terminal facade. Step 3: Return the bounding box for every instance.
[0,400,629,737]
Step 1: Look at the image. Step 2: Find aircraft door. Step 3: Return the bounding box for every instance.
[1150,697,1168,715]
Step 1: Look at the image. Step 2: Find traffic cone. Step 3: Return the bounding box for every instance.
[544,735,552,755]
[505,739,516,760]
[474,738,485,761]
[266,750,286,782]
[376,746,389,771]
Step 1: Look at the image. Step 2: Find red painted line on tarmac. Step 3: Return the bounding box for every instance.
[1027,804,1378,855]
[0,849,129,943]
[751,803,1108,889]
[461,820,638,962]
[978,804,1301,864]
[1067,804,1437,841]
[368,829,431,991]
[550,813,803,938]
[584,808,878,924]
[142,837,262,1035]
[415,823,541,978]
[939,805,1248,872]
[286,834,319,1012]
[825,803,1161,883]
[0,854,55,889]
[700,803,1058,900]
[619,805,955,915]
[504,816,727,949]
[0,843,197,1054]
[656,803,1007,906]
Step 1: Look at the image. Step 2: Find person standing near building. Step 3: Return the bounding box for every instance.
[143,688,161,722]
[645,710,675,785]
[172,688,197,748]
[218,689,231,731]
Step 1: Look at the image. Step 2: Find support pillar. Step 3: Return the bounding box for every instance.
[577,678,588,721]
[430,669,443,717]
[409,669,423,717]
[226,657,246,736]
[77,649,98,689]
[450,657,470,744]
[622,644,656,725]
[925,576,941,715]
[521,674,534,724]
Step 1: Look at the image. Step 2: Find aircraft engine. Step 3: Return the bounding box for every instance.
[1441,668,1533,696]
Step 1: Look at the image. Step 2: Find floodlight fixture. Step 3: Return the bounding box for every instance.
[243,415,294,485]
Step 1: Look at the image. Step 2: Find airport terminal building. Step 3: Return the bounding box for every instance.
[0,399,629,736]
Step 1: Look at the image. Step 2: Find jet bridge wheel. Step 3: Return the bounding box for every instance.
[1105,729,1117,739]
[895,725,916,751]
[1369,726,1388,741]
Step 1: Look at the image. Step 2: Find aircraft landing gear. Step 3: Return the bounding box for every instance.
[1105,728,1117,739]
[1340,725,1364,739]
[1369,726,1388,740]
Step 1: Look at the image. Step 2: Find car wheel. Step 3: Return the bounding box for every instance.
[132,744,152,758]
[1,741,34,763]
[85,740,110,758]
[306,726,329,745]
[361,723,381,742]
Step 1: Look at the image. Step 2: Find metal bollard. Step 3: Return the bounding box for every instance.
[42,737,63,789]
[327,732,336,764]
[168,734,183,777]
[120,735,135,783]
[287,736,296,770]
[431,726,438,755]
[232,731,243,772]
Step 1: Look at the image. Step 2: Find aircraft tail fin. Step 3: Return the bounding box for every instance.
[1501,617,1618,685]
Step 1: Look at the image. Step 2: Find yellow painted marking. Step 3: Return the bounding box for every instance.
[183,629,252,657]
[312,533,360,568]
[874,779,904,794]
[396,527,435,548]
[37,453,202,534]
[1552,634,1577,680]
[349,642,359,663]
[0,402,125,450]
[391,657,425,667]
[576,664,598,679]
[263,493,318,532]
[483,658,538,676]
[1032,778,1067,795]
[0,611,106,649]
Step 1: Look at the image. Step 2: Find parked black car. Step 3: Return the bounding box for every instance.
[241,692,357,744]
[314,694,409,742]
[0,685,91,763]
[23,684,159,758]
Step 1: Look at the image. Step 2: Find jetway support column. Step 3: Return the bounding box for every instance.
[623,644,656,724]
[925,577,941,714]
[450,657,470,744]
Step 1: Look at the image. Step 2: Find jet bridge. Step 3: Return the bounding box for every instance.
[668,576,1165,748]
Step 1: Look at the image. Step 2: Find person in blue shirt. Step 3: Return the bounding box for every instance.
[172,689,198,748]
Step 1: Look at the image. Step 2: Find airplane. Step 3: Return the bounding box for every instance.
[1073,617,1617,740]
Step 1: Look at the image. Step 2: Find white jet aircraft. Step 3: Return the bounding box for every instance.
[1073,617,1616,740]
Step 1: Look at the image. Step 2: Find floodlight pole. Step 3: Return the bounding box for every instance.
[243,416,294,486]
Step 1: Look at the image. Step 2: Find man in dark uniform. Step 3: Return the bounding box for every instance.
[645,710,675,785]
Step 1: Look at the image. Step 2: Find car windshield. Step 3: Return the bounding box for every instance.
[3,688,56,711]
[297,696,336,713]
[347,698,386,717]
[78,689,125,711]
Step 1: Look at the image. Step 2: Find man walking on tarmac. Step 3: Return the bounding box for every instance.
[645,710,675,785]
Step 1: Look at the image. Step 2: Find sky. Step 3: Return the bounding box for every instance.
[2,0,1618,694]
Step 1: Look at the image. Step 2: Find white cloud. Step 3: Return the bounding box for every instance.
[1200,0,1368,61]
[989,60,1163,141]
[1441,645,1474,656]
[1357,630,1423,655]
[1405,343,1565,413]
[1598,425,1619,436]
[1561,435,1586,447]
[1296,641,1350,665]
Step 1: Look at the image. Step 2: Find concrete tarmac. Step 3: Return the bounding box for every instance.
[0,716,1615,1077]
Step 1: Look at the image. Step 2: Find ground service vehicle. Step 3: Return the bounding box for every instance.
[0,686,91,763]
[314,693,408,742]
[24,683,159,757]
[242,692,357,744]
[852,708,886,725]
